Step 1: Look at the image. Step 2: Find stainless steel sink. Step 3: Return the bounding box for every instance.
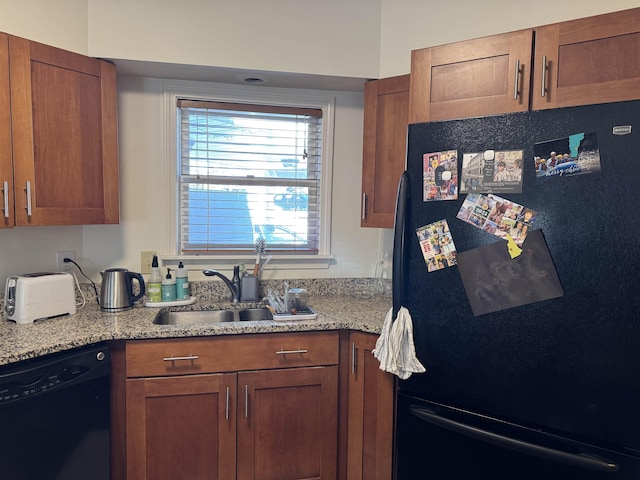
[237,308,273,321]
[153,308,273,325]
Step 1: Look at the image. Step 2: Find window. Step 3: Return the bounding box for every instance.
[177,99,325,254]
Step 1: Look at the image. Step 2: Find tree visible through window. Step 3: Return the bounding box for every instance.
[178,100,322,254]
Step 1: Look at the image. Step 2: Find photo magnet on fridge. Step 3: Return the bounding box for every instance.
[422,150,458,201]
[456,229,563,316]
[460,149,524,194]
[534,132,601,179]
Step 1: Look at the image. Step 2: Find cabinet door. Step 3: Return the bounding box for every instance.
[237,366,338,480]
[126,373,237,480]
[0,33,13,228]
[346,332,394,480]
[361,75,409,229]
[9,35,119,226]
[409,29,533,123]
[532,7,640,110]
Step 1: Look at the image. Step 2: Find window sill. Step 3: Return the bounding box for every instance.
[161,254,334,271]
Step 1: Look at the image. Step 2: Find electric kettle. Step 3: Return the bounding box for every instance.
[100,268,146,311]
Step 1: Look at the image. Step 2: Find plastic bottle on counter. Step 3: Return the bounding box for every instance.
[147,255,162,303]
[175,261,190,300]
[161,268,176,302]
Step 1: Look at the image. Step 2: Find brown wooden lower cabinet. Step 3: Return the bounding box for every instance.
[126,373,237,480]
[121,332,340,480]
[237,367,338,480]
[115,330,393,480]
[346,332,395,480]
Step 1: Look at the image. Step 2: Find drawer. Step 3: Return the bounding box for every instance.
[126,331,339,378]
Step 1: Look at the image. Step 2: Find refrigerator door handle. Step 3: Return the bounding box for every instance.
[409,406,619,473]
[392,171,410,321]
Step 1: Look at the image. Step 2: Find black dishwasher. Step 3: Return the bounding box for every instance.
[0,344,110,480]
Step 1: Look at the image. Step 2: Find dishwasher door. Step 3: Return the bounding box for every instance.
[0,344,111,480]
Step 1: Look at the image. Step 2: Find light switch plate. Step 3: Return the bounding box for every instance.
[140,251,156,274]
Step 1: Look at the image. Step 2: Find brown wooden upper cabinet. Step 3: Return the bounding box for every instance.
[361,75,409,228]
[409,29,533,124]
[408,7,640,123]
[0,33,14,228]
[531,7,640,110]
[4,34,119,227]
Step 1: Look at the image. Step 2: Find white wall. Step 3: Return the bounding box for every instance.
[87,0,382,80]
[0,0,88,53]
[1,0,639,286]
[379,0,640,77]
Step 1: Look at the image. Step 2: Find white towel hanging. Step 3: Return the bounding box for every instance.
[373,306,426,379]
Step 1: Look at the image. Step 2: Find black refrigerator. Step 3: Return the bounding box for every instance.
[393,100,640,479]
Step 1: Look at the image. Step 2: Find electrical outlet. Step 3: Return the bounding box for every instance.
[141,251,157,274]
[56,251,75,272]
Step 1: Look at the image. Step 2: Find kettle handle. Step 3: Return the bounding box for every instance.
[127,272,146,303]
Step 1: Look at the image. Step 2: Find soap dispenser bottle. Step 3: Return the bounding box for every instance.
[147,255,163,303]
[161,268,177,302]
[175,261,190,300]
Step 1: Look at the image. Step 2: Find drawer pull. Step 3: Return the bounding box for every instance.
[276,348,308,355]
[162,355,200,362]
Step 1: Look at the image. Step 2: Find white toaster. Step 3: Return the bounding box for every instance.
[4,272,77,324]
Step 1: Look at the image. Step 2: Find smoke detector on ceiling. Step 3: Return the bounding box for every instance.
[237,74,269,85]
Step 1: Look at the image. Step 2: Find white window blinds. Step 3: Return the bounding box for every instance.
[178,99,322,254]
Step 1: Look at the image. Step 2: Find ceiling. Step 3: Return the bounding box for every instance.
[111,58,370,92]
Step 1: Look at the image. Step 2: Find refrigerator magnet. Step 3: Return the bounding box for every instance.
[460,149,524,194]
[422,150,459,201]
[416,219,458,272]
[456,229,564,316]
[534,132,601,179]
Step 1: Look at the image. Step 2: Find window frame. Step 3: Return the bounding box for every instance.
[162,80,335,271]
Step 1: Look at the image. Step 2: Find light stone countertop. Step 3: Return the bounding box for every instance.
[0,293,391,366]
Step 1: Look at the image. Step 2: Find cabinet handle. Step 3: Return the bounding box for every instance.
[513,59,520,100]
[162,355,199,362]
[2,181,8,218]
[275,348,308,355]
[362,193,367,221]
[25,181,32,217]
[225,386,230,420]
[351,342,358,375]
[541,55,547,97]
[244,384,248,418]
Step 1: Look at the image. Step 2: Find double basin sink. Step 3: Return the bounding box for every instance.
[153,307,273,326]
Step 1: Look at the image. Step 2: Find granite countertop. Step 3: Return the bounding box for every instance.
[0,293,391,366]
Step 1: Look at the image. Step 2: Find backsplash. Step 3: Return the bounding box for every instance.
[0,278,391,312]
[69,277,391,305]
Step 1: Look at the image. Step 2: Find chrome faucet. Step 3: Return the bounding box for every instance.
[202,265,241,302]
